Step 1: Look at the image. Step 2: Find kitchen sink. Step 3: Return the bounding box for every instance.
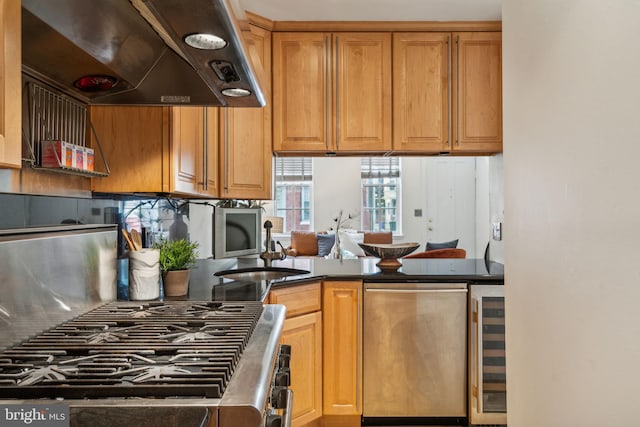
[214,267,310,282]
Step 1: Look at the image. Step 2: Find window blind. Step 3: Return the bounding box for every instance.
[275,157,312,181]
[360,157,400,178]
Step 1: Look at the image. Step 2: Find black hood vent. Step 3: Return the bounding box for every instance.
[21,0,266,107]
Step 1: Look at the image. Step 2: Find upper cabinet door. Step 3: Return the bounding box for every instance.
[220,25,272,200]
[453,32,502,153]
[334,33,392,152]
[273,32,332,152]
[91,106,218,197]
[90,106,171,194]
[393,33,450,152]
[0,0,21,168]
[171,106,204,196]
[202,107,220,197]
[273,32,392,154]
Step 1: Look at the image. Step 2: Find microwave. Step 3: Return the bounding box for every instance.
[212,207,262,259]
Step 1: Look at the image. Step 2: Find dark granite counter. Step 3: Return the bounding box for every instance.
[175,256,504,303]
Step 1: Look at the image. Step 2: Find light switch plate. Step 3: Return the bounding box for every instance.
[492,222,502,240]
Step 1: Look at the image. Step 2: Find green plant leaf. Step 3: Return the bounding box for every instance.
[152,238,199,272]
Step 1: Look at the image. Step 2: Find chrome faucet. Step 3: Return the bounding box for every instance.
[260,220,287,267]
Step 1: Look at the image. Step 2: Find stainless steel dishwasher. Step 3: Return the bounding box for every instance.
[363,282,468,419]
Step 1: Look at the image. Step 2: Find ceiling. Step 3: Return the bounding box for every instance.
[239,0,502,22]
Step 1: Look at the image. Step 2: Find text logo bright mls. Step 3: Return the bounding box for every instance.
[1,405,69,426]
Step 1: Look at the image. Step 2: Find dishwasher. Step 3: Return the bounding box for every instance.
[363,282,468,421]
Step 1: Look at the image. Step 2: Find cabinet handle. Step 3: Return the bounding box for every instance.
[325,35,330,151]
[456,35,460,147]
[224,109,229,192]
[447,35,451,149]
[473,297,484,413]
[334,35,339,150]
[365,288,467,294]
[203,107,208,191]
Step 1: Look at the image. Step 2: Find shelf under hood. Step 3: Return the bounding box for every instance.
[21,0,266,107]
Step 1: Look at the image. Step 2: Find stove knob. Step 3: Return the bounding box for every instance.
[278,353,290,369]
[280,344,291,355]
[275,368,290,386]
[265,414,282,427]
[271,385,288,409]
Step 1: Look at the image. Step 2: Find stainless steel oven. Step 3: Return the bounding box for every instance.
[0,301,292,427]
[363,282,468,422]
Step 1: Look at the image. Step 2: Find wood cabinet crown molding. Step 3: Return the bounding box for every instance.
[244,9,500,33]
[246,11,274,31]
[271,20,501,33]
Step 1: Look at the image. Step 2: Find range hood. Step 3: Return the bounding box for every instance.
[21,0,266,107]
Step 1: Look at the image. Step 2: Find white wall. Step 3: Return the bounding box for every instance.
[488,154,504,263]
[504,1,640,425]
[312,157,363,231]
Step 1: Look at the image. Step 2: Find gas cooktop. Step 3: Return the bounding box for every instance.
[0,301,264,400]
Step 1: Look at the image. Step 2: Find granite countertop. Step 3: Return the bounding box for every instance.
[170,256,504,303]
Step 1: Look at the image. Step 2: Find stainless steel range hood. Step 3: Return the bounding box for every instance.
[21,0,266,107]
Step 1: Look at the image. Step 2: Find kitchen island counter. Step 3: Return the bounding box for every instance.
[179,256,503,303]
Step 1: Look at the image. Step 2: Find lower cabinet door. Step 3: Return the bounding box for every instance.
[322,280,362,415]
[280,311,323,426]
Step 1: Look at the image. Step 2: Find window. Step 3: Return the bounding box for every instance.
[361,157,400,233]
[274,157,313,232]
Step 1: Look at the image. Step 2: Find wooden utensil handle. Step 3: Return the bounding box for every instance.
[122,229,137,251]
[130,229,143,250]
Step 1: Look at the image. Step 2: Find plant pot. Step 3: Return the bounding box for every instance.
[162,269,190,297]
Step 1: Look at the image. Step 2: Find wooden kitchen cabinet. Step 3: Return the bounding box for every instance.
[92,25,271,199]
[90,106,219,197]
[218,25,272,200]
[322,280,362,415]
[269,282,323,426]
[272,32,392,154]
[393,32,450,152]
[393,31,502,154]
[0,0,21,168]
[452,32,502,153]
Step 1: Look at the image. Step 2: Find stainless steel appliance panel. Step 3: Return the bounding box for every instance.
[363,282,468,417]
[0,225,117,349]
[21,0,265,107]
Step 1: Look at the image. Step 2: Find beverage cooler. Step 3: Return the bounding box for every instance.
[469,284,507,425]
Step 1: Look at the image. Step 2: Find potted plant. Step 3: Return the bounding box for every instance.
[153,238,199,297]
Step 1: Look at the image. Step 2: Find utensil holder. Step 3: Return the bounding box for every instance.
[128,249,160,300]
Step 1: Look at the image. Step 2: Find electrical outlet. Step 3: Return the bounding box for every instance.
[492,222,502,241]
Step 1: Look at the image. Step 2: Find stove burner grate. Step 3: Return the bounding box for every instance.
[0,301,264,400]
